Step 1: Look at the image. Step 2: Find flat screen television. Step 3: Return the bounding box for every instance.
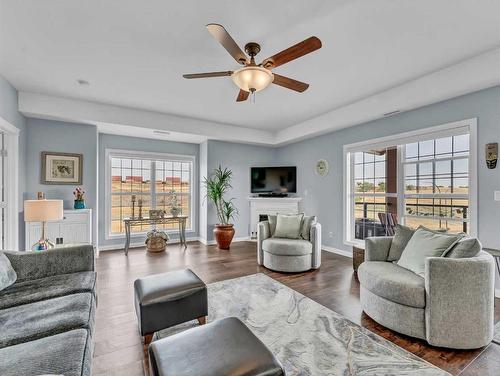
[251,166,297,195]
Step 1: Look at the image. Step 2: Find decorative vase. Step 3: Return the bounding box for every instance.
[213,224,235,250]
[74,200,85,209]
[170,207,180,217]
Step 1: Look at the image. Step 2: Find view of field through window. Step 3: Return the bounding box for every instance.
[352,133,470,240]
[110,157,192,234]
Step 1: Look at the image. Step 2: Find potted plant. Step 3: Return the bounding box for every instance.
[204,166,238,250]
[73,187,85,209]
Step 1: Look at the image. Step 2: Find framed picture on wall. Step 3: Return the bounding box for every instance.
[41,151,83,185]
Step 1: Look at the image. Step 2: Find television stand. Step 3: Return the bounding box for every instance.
[258,193,289,198]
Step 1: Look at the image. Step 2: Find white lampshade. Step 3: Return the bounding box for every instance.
[24,199,64,222]
[231,66,274,93]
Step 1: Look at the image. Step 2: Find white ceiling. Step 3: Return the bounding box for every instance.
[1,1,500,141]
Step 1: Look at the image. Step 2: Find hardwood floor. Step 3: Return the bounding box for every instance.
[93,241,500,375]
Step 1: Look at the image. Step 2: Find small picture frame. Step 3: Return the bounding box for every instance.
[149,209,165,219]
[41,152,83,185]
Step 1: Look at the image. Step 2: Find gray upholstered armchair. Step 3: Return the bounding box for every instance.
[257,219,321,272]
[358,236,495,349]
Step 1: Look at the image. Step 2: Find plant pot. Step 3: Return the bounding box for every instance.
[74,200,85,209]
[213,224,235,250]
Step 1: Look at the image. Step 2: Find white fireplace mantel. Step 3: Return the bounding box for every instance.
[247,196,302,238]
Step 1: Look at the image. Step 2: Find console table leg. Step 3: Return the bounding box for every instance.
[125,223,130,255]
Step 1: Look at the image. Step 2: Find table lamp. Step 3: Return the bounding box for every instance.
[24,198,64,251]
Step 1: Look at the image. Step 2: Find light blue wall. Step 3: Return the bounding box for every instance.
[25,118,98,246]
[0,75,27,249]
[276,85,500,254]
[205,140,279,241]
[98,133,199,249]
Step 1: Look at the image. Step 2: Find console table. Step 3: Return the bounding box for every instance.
[123,216,188,255]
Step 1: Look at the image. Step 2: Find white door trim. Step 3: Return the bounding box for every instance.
[0,116,20,251]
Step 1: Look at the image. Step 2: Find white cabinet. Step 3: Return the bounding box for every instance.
[25,209,92,248]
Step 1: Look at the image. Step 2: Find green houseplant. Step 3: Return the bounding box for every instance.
[204,166,238,249]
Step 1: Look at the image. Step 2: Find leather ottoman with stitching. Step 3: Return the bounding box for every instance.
[148,317,285,376]
[134,268,207,346]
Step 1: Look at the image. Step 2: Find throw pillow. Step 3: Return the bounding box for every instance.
[445,237,482,258]
[387,224,415,261]
[0,252,17,291]
[300,215,317,241]
[267,215,277,236]
[397,226,464,277]
[274,213,304,239]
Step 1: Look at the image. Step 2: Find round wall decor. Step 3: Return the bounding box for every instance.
[315,159,329,176]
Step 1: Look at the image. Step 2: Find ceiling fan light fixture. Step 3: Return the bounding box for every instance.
[231,66,273,93]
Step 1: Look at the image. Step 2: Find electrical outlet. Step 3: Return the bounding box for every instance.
[494,191,500,201]
[328,231,334,238]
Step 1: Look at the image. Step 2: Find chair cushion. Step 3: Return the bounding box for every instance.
[0,292,95,348]
[262,238,312,256]
[0,251,17,291]
[445,237,482,259]
[0,329,92,376]
[300,215,317,241]
[358,261,426,308]
[397,226,463,277]
[149,317,284,376]
[0,271,96,309]
[274,213,304,239]
[387,224,415,261]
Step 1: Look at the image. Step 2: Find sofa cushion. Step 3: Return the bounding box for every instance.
[358,261,426,308]
[0,329,92,376]
[262,238,312,256]
[0,251,17,291]
[0,271,96,309]
[387,225,415,261]
[397,226,463,277]
[300,215,317,241]
[444,237,482,259]
[0,292,95,348]
[274,213,304,239]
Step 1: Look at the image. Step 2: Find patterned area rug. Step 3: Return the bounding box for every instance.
[155,273,448,375]
[493,321,500,345]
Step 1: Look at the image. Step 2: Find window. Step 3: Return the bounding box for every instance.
[344,119,476,245]
[403,134,470,233]
[106,150,194,237]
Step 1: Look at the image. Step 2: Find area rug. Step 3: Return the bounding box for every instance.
[493,321,500,345]
[155,273,448,375]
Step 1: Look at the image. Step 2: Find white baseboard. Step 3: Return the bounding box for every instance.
[198,236,251,246]
[322,245,353,258]
[97,236,201,252]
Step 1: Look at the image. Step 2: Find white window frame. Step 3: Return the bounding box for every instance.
[343,118,477,247]
[0,117,19,251]
[104,148,196,240]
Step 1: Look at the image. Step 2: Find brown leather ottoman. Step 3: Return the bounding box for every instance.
[149,317,285,376]
[134,269,207,345]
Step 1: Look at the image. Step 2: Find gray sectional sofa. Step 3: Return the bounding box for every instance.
[358,236,495,349]
[0,245,96,376]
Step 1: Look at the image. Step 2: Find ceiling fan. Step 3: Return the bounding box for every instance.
[183,24,322,102]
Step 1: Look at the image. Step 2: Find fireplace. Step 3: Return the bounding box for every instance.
[247,196,302,238]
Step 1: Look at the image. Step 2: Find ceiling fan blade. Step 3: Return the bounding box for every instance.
[236,89,249,102]
[272,74,309,92]
[261,36,322,69]
[206,23,249,65]
[183,71,233,79]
